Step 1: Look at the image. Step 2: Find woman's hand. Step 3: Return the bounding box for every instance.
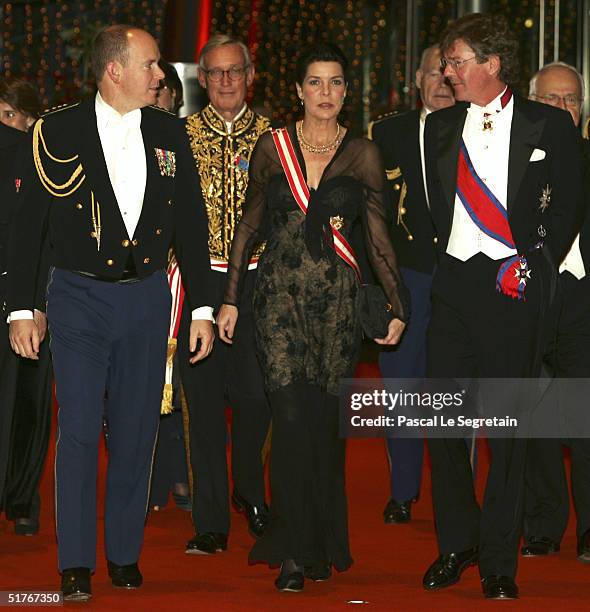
[374,318,406,346]
[216,304,239,344]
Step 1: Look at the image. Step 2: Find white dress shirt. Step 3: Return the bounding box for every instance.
[95,92,146,240]
[447,89,518,261]
[419,107,431,209]
[560,234,586,279]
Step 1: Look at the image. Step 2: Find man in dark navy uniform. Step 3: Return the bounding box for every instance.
[7,25,214,601]
[370,44,454,525]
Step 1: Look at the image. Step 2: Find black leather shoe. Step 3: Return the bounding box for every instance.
[185,532,228,555]
[383,498,412,524]
[107,561,142,589]
[303,565,332,582]
[14,518,39,536]
[521,536,560,557]
[231,490,269,539]
[275,567,304,592]
[482,575,518,599]
[577,528,590,563]
[61,567,92,602]
[423,547,478,590]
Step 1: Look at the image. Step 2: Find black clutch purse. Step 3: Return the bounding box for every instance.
[358,283,394,339]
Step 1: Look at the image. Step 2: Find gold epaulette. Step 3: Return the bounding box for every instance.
[41,101,80,117]
[368,110,399,139]
[148,104,175,116]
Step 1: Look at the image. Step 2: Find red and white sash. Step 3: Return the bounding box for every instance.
[270,127,362,281]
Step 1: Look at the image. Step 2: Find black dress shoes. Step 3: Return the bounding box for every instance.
[275,567,304,592]
[303,564,332,582]
[231,490,269,539]
[521,536,560,557]
[107,561,142,589]
[61,567,92,602]
[481,575,518,599]
[14,518,39,536]
[383,498,412,524]
[186,532,228,554]
[423,547,478,590]
[577,528,590,563]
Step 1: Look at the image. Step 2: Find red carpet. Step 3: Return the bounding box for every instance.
[1,362,589,610]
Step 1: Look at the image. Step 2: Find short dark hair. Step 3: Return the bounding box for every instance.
[440,13,519,84]
[90,24,135,82]
[0,76,41,119]
[295,42,348,85]
[159,60,184,115]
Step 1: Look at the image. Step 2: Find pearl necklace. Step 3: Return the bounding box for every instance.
[297,121,343,154]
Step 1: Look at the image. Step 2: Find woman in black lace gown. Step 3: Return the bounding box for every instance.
[217,43,408,591]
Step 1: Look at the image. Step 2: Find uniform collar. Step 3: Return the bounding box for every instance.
[202,103,253,136]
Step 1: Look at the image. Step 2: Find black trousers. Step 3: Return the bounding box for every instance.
[525,272,590,540]
[427,254,542,578]
[178,271,270,535]
[0,279,52,522]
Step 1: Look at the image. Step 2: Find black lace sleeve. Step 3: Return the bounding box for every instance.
[359,139,410,322]
[223,131,275,306]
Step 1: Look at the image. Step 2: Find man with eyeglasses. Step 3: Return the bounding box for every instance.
[522,61,590,564]
[180,34,271,555]
[369,45,455,527]
[422,13,582,599]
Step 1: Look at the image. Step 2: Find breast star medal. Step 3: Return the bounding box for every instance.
[538,185,551,212]
[514,258,532,289]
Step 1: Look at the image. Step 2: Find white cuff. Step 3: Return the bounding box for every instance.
[191,306,214,322]
[7,309,34,323]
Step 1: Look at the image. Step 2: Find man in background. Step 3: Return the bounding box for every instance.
[370,45,454,525]
[523,61,590,563]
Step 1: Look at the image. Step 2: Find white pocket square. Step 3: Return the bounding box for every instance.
[529,148,546,162]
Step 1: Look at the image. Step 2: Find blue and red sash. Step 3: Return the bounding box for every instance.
[456,141,531,300]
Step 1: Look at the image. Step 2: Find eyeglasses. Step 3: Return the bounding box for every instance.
[202,65,250,82]
[440,56,477,70]
[533,93,583,108]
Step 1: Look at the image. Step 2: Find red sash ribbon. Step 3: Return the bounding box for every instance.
[270,127,362,281]
[456,140,530,300]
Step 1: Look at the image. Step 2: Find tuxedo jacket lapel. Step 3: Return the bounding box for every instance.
[507,96,546,213]
[436,103,468,210]
[77,99,122,222]
[134,108,169,237]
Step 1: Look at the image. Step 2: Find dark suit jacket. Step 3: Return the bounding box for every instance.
[577,138,590,267]
[7,98,213,312]
[424,94,582,272]
[0,123,26,282]
[370,110,437,274]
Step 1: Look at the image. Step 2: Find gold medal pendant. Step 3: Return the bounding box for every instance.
[482,113,493,131]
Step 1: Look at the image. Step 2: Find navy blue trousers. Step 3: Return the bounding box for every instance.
[47,268,169,571]
[378,267,432,503]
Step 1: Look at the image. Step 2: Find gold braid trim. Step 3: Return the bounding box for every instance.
[33,119,85,197]
[396,181,413,240]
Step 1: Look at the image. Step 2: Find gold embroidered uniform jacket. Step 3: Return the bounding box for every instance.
[7,98,214,312]
[184,104,270,305]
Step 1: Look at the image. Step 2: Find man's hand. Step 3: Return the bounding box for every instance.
[216,304,238,344]
[9,319,40,360]
[33,310,48,344]
[374,318,406,346]
[189,319,214,364]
